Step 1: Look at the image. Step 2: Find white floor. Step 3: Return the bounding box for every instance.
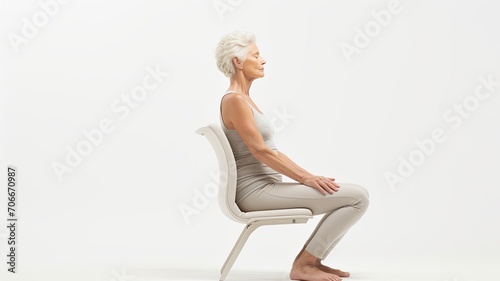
[2,260,497,281]
[118,265,495,281]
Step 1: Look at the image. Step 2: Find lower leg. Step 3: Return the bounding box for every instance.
[303,200,368,278]
[294,245,306,263]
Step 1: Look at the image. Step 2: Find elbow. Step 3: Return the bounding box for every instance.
[250,145,275,160]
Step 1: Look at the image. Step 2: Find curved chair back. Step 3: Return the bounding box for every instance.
[195,124,246,223]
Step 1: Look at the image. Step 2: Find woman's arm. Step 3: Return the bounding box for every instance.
[222,94,340,194]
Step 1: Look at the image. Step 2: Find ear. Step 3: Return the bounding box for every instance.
[232,57,243,69]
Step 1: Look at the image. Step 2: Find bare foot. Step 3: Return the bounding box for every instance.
[291,250,342,281]
[315,260,350,278]
[290,263,342,281]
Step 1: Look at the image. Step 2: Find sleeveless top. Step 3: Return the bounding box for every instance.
[219,91,283,203]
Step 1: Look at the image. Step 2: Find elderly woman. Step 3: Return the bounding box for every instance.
[215,31,369,281]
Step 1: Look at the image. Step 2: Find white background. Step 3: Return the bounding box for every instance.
[1,0,499,280]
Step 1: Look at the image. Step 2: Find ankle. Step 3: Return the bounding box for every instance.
[293,250,318,267]
[293,246,306,263]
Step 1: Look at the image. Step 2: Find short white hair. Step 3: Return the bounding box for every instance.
[215,31,256,78]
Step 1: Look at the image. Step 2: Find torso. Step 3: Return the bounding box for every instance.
[221,92,263,130]
[219,92,282,204]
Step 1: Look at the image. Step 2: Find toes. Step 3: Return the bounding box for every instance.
[326,273,342,281]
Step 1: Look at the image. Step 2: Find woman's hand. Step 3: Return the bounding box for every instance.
[302,175,340,195]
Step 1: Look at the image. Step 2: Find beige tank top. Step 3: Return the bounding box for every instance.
[219,91,282,203]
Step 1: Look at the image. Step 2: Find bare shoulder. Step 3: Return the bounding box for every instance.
[222,92,245,104]
[221,93,250,112]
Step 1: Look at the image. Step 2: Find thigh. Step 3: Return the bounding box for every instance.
[237,181,369,215]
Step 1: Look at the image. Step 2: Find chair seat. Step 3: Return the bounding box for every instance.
[240,208,313,223]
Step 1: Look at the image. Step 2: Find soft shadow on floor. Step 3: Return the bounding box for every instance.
[124,268,291,280]
[121,268,466,281]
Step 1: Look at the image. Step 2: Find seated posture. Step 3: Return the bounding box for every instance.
[215,31,369,281]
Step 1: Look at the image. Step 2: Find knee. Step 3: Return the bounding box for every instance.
[360,187,369,209]
[353,183,369,199]
[350,184,370,211]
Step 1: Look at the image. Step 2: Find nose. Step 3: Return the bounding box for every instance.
[261,57,266,65]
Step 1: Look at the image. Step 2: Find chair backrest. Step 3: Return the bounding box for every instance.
[195,124,246,223]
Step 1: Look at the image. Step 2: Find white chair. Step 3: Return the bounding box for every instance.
[195,123,313,281]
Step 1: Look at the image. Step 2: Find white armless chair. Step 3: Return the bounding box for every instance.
[195,123,313,281]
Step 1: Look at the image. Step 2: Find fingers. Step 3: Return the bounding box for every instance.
[317,177,339,194]
[304,175,340,195]
[317,181,335,194]
[327,177,341,188]
[316,186,327,195]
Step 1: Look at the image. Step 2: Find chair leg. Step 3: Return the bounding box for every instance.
[219,218,309,281]
[220,222,259,281]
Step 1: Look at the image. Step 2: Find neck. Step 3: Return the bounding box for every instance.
[228,72,254,96]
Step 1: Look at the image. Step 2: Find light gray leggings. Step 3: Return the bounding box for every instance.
[237,182,369,260]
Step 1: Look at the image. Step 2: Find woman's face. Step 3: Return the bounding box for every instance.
[240,43,266,79]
